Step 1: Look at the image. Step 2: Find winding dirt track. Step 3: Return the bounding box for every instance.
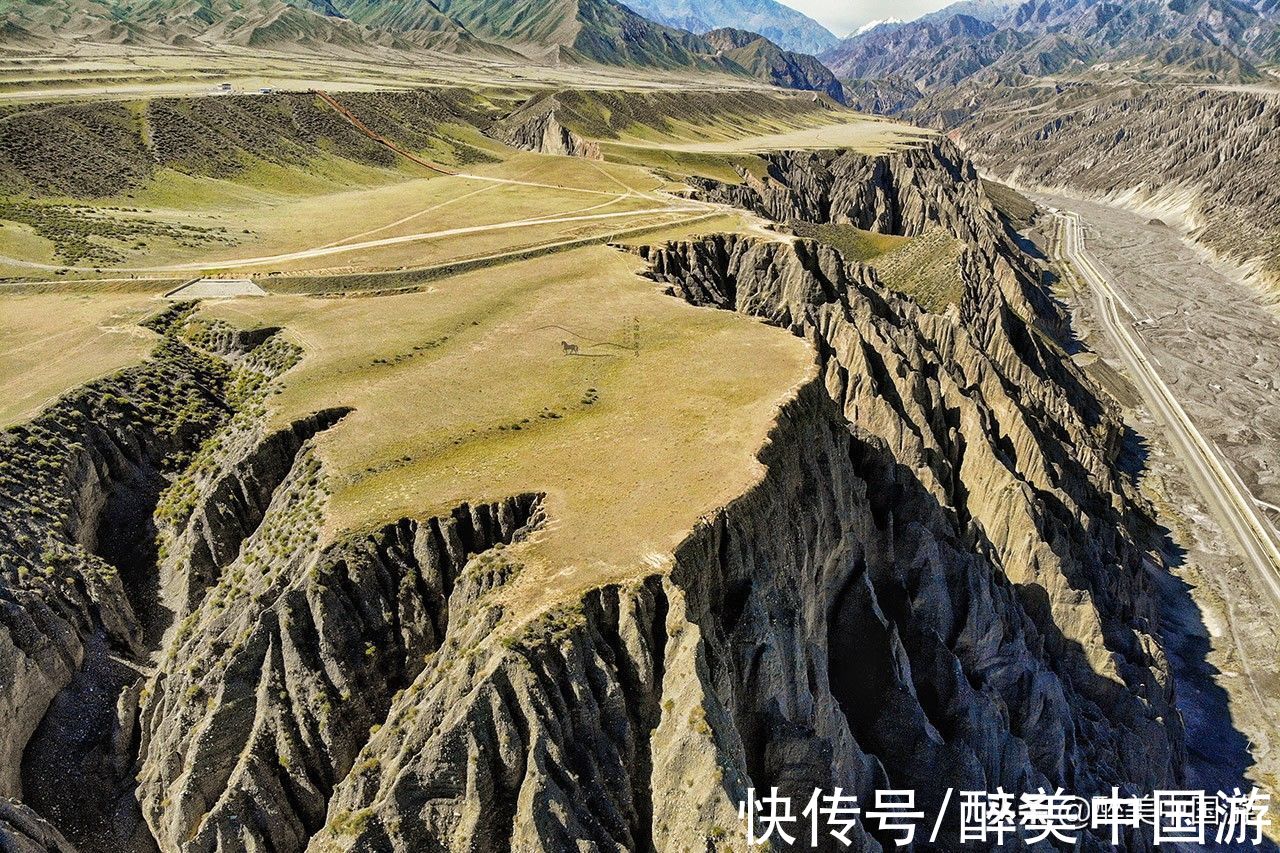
[159,205,701,271]
[0,201,703,275]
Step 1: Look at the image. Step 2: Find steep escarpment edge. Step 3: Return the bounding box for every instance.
[302,145,1183,850]
[0,138,1188,852]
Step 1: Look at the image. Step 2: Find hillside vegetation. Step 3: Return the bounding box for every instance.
[0,86,864,204]
[0,87,913,283]
[523,87,839,141]
[0,89,493,198]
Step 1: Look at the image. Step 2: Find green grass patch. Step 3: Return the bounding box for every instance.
[267,216,718,296]
[869,228,967,313]
[982,179,1037,226]
[790,222,909,262]
[0,277,182,295]
[549,89,838,144]
[0,199,237,265]
[598,143,766,185]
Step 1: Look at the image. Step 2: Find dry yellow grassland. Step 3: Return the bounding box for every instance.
[0,49,771,105]
[609,117,931,154]
[0,291,162,426]
[0,153,687,277]
[0,97,927,466]
[201,243,813,617]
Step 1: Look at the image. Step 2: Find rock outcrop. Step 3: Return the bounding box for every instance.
[634,230,1179,847]
[0,799,77,853]
[0,304,309,850]
[488,96,603,160]
[687,139,1063,332]
[840,75,924,115]
[136,493,545,852]
[297,227,1182,850]
[0,312,230,807]
[298,146,1180,850]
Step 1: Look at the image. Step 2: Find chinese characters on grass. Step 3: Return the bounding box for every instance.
[739,786,1271,847]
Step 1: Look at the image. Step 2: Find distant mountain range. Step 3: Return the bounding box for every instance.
[703,26,844,101]
[822,0,1280,87]
[414,0,725,67]
[619,0,839,55]
[0,0,726,67]
[917,0,1013,24]
[0,0,489,54]
[7,0,1274,105]
[0,0,849,101]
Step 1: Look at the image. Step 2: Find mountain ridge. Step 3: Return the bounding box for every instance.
[703,26,846,102]
[618,0,839,54]
[1,0,850,98]
[821,0,1280,86]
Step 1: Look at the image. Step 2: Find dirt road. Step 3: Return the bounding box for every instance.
[0,203,702,275]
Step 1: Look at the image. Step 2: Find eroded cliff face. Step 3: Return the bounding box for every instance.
[136,490,545,852]
[910,83,1280,292]
[639,234,1181,813]
[300,149,1180,850]
[0,306,314,850]
[0,799,76,853]
[488,96,603,160]
[0,140,1184,852]
[0,312,230,808]
[304,379,1178,851]
[686,140,1064,334]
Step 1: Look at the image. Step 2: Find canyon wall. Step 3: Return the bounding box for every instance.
[911,83,1280,294]
[685,140,1064,331]
[0,139,1186,852]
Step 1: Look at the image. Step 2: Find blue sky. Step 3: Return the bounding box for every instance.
[782,0,953,36]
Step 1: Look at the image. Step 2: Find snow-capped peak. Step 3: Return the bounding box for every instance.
[853,17,903,35]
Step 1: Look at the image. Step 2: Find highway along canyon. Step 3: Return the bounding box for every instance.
[1051,196,1280,798]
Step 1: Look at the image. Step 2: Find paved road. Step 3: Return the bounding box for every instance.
[1056,210,1280,612]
